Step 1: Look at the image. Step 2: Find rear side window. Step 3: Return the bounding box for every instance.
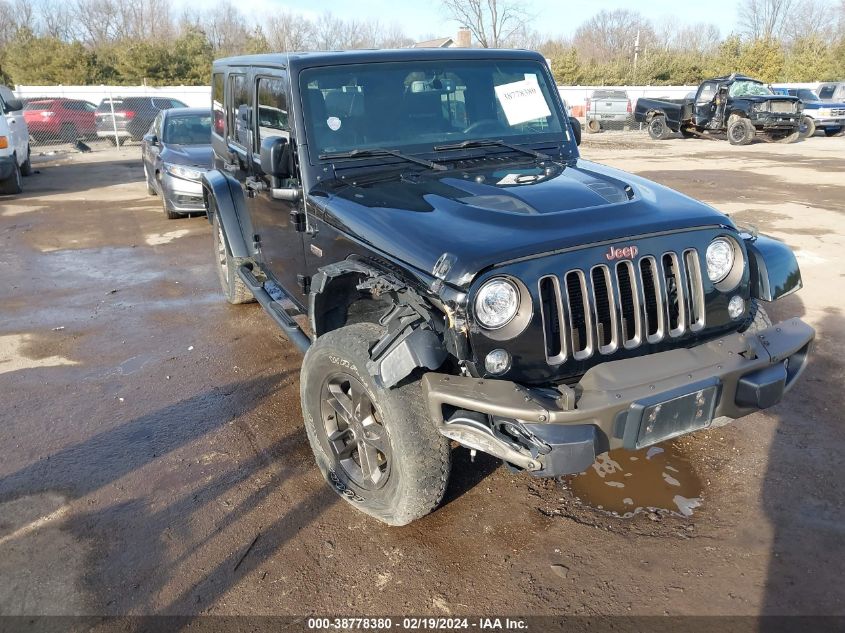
[228,73,251,147]
[25,101,55,110]
[696,82,717,102]
[256,75,289,148]
[152,98,172,110]
[212,73,224,137]
[97,98,124,112]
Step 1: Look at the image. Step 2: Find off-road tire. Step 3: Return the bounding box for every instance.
[799,116,816,139]
[211,206,253,304]
[0,156,22,195]
[20,145,32,176]
[741,299,772,334]
[586,119,601,134]
[727,116,755,145]
[824,127,843,137]
[647,115,670,140]
[301,323,451,526]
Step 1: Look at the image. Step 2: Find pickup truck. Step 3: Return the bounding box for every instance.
[204,49,813,525]
[586,89,630,132]
[773,87,845,138]
[634,74,802,145]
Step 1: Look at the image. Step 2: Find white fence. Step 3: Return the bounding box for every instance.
[14,85,211,108]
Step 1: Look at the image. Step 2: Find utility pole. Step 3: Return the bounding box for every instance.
[633,29,640,85]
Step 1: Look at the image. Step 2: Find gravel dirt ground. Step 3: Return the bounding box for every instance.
[1,133,843,620]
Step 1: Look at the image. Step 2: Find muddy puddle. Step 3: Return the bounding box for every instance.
[565,443,702,518]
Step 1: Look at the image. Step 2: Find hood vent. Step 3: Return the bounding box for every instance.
[585,180,631,204]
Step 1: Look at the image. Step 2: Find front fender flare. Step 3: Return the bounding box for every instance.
[745,234,802,302]
[201,169,253,259]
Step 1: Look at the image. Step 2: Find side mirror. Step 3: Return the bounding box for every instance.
[3,98,23,113]
[143,133,158,146]
[260,136,292,179]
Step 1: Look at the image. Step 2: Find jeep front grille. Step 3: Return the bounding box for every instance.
[538,249,706,364]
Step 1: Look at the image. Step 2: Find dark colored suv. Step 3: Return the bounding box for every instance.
[202,49,813,525]
[95,96,188,143]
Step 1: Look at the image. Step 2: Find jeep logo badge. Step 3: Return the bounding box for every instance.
[605,245,639,261]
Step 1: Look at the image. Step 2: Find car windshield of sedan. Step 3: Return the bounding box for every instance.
[729,81,773,98]
[299,59,568,157]
[163,113,212,145]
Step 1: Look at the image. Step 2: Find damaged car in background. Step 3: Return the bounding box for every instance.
[202,49,814,525]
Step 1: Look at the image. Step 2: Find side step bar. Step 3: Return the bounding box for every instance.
[237,265,312,353]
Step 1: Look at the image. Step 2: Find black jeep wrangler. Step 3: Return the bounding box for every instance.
[635,74,802,144]
[203,50,814,525]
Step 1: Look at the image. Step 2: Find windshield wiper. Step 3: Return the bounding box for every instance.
[433,139,551,160]
[319,148,446,171]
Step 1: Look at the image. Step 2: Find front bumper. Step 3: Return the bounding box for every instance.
[161,173,205,212]
[423,318,814,476]
[751,112,801,129]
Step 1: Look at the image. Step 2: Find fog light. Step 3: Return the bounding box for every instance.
[728,295,745,319]
[485,349,511,375]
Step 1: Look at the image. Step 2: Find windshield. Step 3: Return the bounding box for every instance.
[795,89,820,102]
[163,113,212,145]
[299,59,567,158]
[729,81,773,98]
[24,101,54,110]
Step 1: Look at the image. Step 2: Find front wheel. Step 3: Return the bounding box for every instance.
[0,156,22,194]
[211,207,254,304]
[301,323,451,526]
[799,116,816,138]
[824,127,843,137]
[727,117,755,145]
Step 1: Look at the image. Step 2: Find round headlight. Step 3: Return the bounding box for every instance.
[475,278,520,329]
[706,238,735,283]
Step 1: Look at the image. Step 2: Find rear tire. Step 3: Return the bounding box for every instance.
[824,127,843,137]
[0,156,22,195]
[211,206,254,304]
[301,323,451,526]
[586,119,601,133]
[727,116,755,145]
[647,115,670,140]
[799,116,816,139]
[568,117,582,145]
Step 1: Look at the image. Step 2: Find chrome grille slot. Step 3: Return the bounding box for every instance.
[590,265,618,354]
[684,249,706,331]
[564,270,593,359]
[639,256,665,342]
[539,275,566,364]
[537,249,706,366]
[615,260,642,348]
[662,252,687,336]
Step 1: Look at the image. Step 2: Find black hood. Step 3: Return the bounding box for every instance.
[310,158,734,288]
[161,144,213,168]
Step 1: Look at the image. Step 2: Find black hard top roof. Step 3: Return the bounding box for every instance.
[213,48,546,72]
[708,74,761,83]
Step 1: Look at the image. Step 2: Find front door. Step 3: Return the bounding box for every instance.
[246,71,308,309]
[693,81,717,128]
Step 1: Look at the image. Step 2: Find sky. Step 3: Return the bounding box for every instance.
[248,0,746,40]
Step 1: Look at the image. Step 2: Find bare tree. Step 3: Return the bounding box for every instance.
[266,12,318,52]
[782,0,836,41]
[738,0,797,39]
[656,18,721,53]
[440,0,532,48]
[36,0,77,40]
[573,9,656,63]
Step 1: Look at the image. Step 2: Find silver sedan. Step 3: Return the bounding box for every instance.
[141,108,213,219]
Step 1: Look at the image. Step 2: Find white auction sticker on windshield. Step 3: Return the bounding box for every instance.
[327,116,341,131]
[494,78,551,126]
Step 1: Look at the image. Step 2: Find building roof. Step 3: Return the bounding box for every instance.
[412,37,454,48]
